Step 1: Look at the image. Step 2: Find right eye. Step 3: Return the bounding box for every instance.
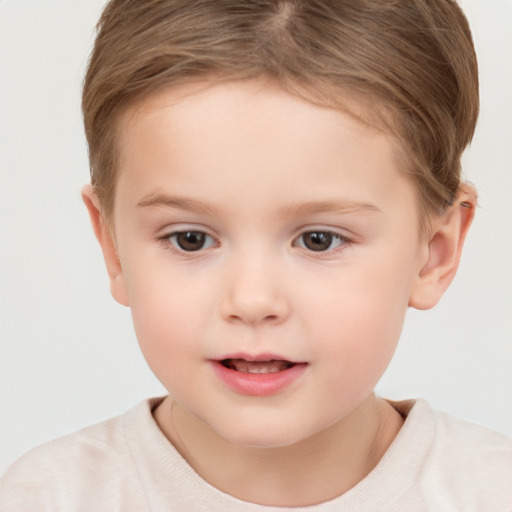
[167,231,216,252]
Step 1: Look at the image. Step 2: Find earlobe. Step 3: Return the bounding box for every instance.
[81,185,130,307]
[409,185,476,310]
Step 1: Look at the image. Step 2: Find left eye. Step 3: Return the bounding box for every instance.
[168,231,216,252]
[295,231,346,252]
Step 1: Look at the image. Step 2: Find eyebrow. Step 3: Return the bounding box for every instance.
[281,200,381,217]
[137,193,381,217]
[137,193,219,216]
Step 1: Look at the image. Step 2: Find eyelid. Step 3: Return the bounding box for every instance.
[157,225,220,255]
[293,225,353,242]
[157,223,217,239]
[170,231,217,249]
[292,227,352,256]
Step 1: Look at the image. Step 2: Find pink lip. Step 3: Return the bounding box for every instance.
[210,353,308,396]
[217,352,303,363]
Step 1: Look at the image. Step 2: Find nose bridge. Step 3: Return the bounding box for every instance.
[220,244,289,325]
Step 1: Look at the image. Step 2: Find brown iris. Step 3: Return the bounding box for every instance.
[302,231,333,251]
[175,231,206,251]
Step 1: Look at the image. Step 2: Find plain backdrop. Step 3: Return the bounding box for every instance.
[1,0,511,475]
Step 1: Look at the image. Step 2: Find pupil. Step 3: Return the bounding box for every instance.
[177,231,205,251]
[304,232,332,251]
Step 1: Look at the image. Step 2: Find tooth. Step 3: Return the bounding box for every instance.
[224,358,296,373]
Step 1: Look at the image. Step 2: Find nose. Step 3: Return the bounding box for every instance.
[220,256,290,326]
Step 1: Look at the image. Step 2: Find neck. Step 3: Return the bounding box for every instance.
[154,394,403,507]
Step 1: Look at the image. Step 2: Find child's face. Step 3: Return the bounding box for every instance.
[109,80,428,447]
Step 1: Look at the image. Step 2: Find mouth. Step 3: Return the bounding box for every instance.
[211,354,307,396]
[220,358,297,374]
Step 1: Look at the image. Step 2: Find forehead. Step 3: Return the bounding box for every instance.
[123,77,395,145]
[114,79,419,224]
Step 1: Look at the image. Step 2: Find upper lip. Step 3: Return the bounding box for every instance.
[213,352,305,364]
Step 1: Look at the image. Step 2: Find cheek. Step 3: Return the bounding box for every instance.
[315,296,404,389]
[124,265,213,388]
[302,259,413,391]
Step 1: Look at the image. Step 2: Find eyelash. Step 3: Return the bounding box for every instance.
[157,230,218,255]
[157,229,350,257]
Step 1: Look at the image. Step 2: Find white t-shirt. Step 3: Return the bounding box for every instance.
[1,397,511,511]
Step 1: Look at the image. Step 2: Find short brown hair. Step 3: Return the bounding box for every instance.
[82,0,479,227]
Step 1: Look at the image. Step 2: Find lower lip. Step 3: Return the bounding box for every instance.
[210,361,307,396]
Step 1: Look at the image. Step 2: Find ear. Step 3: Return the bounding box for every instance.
[409,184,476,310]
[81,185,130,306]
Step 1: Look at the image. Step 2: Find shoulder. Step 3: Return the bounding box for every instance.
[0,400,155,512]
[430,404,512,481]
[392,398,512,511]
[418,400,512,470]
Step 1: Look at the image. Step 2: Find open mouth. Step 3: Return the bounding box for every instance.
[220,358,297,374]
[212,356,307,395]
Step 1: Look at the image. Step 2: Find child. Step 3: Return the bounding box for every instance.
[1,0,511,510]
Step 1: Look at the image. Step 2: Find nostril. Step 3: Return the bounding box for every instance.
[226,312,280,325]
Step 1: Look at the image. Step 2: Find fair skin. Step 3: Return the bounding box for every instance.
[83,79,475,507]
